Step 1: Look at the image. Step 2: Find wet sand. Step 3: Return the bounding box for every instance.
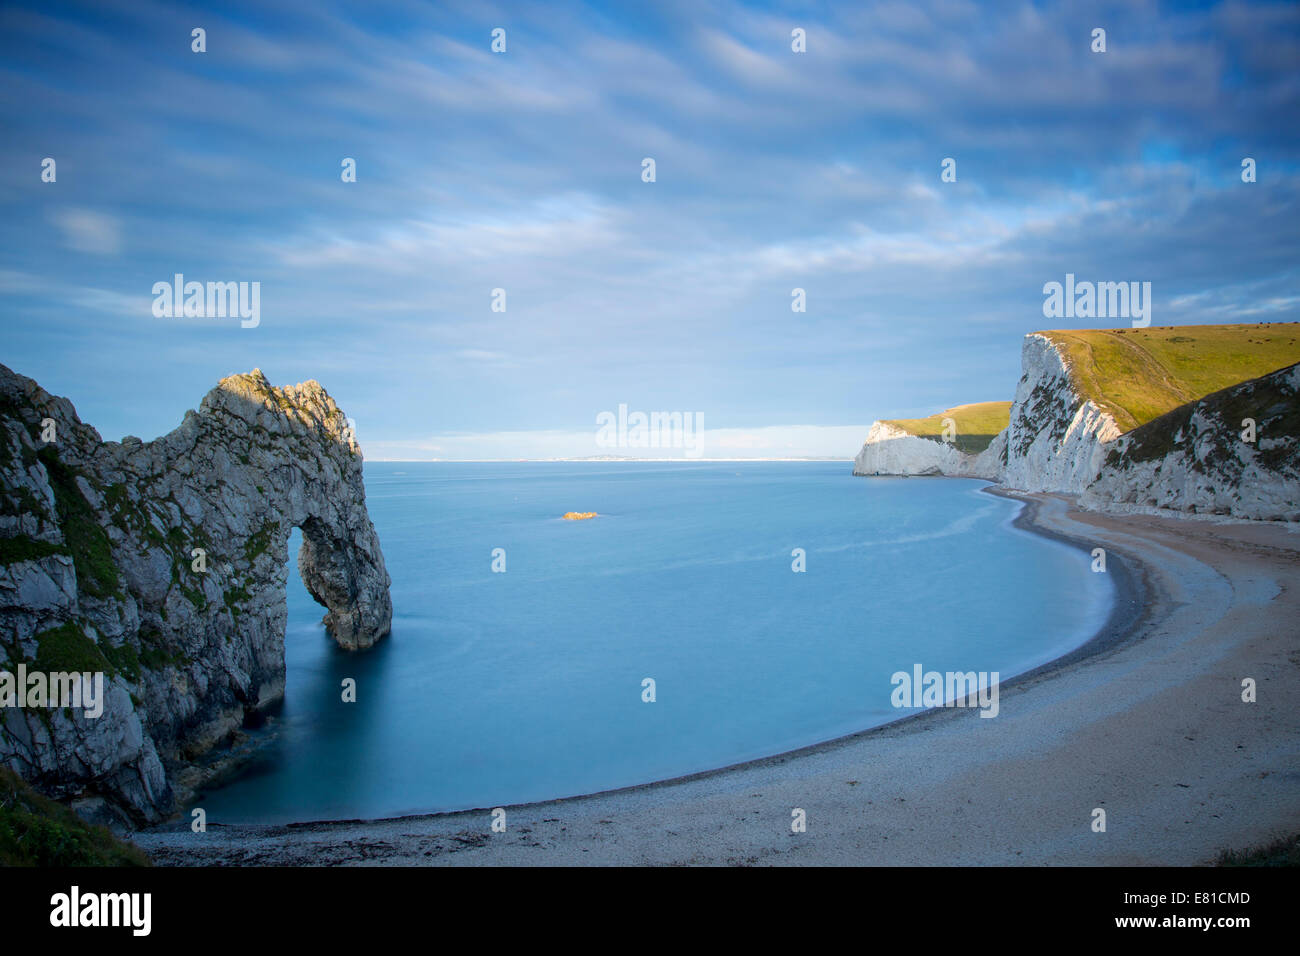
[135,492,1300,865]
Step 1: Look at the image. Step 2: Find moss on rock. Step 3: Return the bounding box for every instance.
[36,447,120,599]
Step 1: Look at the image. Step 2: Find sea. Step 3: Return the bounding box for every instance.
[194,461,1113,823]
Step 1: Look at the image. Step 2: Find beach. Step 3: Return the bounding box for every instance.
[134,491,1300,866]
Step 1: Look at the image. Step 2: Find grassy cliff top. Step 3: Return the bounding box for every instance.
[883,401,1012,454]
[0,767,150,866]
[1039,323,1300,434]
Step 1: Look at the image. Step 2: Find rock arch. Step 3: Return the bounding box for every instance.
[0,365,391,823]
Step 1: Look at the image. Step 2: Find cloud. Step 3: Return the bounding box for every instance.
[267,193,616,272]
[50,208,121,255]
[1,0,1297,452]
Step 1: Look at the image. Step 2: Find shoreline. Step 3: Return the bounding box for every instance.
[984,486,1151,681]
[135,491,1300,865]
[160,485,1134,826]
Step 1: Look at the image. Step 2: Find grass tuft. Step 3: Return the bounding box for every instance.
[0,767,150,866]
[35,448,120,598]
[1216,832,1300,867]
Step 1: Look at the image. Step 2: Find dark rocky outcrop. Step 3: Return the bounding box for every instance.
[0,364,391,826]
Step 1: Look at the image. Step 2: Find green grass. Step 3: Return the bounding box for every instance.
[884,401,1013,454]
[178,579,207,611]
[21,620,172,684]
[244,519,279,564]
[0,535,68,567]
[102,641,142,683]
[0,484,47,521]
[1040,323,1300,434]
[1216,832,1300,866]
[103,483,164,546]
[1109,360,1300,474]
[36,447,121,599]
[0,767,150,866]
[32,620,112,676]
[223,582,251,620]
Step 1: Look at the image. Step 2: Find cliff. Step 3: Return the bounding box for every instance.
[0,364,391,826]
[999,332,1123,493]
[854,323,1300,520]
[1081,363,1300,521]
[852,402,1010,478]
[1002,325,1300,495]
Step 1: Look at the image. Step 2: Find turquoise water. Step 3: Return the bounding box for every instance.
[196,462,1112,823]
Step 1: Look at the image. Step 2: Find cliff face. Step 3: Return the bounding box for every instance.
[853,330,1298,521]
[852,421,1002,479]
[1000,333,1122,493]
[0,364,391,825]
[1081,363,1300,521]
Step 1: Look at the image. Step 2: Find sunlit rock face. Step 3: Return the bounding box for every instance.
[854,333,1299,521]
[852,421,1002,479]
[853,334,1118,490]
[0,364,391,825]
[1080,363,1300,521]
[999,334,1122,494]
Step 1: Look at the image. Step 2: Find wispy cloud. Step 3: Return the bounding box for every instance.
[0,0,1296,450]
[49,208,121,256]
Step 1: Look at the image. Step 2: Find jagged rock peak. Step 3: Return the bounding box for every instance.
[1,363,392,825]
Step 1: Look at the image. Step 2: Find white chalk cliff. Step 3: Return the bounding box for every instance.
[1081,363,1300,521]
[0,364,392,825]
[1000,333,1122,493]
[855,335,1298,521]
[852,421,1002,479]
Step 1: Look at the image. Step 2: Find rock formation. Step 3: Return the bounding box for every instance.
[852,421,1003,479]
[999,333,1123,493]
[0,364,391,825]
[853,332,1299,521]
[1081,363,1300,521]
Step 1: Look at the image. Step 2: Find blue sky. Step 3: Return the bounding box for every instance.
[2,0,1297,458]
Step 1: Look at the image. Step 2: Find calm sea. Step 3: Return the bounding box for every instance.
[195,461,1112,822]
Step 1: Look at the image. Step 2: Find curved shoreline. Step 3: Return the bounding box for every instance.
[135,490,1300,865]
[163,484,1136,827]
[982,486,1151,683]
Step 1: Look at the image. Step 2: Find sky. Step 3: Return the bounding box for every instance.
[1,0,1297,459]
